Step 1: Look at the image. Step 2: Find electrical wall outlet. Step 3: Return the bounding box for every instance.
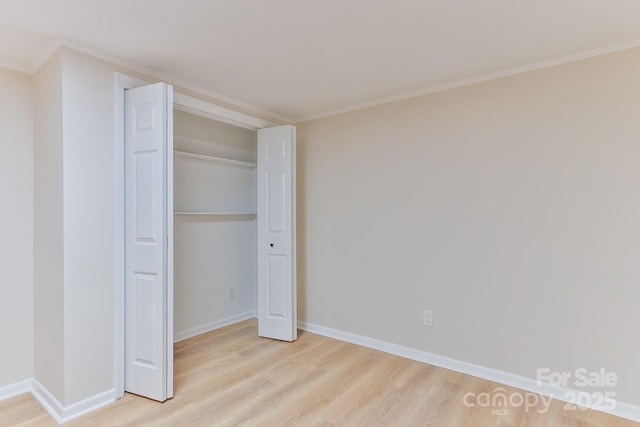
[423,309,434,327]
[227,287,236,300]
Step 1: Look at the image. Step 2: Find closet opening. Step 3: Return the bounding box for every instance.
[172,110,258,342]
[115,75,296,402]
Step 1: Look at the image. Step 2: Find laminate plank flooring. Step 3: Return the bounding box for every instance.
[0,319,636,426]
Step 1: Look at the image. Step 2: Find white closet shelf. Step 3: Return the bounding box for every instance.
[174,211,256,216]
[174,150,256,168]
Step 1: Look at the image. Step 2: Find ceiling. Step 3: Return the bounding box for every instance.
[1,1,640,122]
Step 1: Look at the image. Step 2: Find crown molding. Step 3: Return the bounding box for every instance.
[25,38,293,124]
[0,59,31,74]
[296,38,640,123]
[9,35,640,124]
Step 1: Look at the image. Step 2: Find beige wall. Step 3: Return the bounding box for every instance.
[31,48,137,405]
[0,67,34,389]
[296,47,640,405]
[60,49,117,405]
[33,54,65,401]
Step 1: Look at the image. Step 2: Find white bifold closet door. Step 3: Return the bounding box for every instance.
[124,82,174,401]
[257,125,297,342]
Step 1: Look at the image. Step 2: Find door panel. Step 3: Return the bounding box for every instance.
[257,125,297,342]
[133,151,158,242]
[267,171,286,232]
[267,254,287,318]
[124,82,173,401]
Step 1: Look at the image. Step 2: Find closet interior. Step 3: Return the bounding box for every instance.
[173,110,257,342]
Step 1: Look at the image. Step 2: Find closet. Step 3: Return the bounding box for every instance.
[121,81,296,402]
[172,110,257,342]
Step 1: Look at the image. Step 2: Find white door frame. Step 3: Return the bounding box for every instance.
[113,72,278,398]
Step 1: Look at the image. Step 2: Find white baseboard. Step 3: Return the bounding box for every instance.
[174,311,255,343]
[4,313,257,424]
[31,379,65,424]
[59,389,115,423]
[0,378,33,401]
[298,321,640,423]
[31,379,115,424]
[613,401,640,424]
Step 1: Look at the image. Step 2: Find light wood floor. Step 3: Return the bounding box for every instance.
[0,319,636,426]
